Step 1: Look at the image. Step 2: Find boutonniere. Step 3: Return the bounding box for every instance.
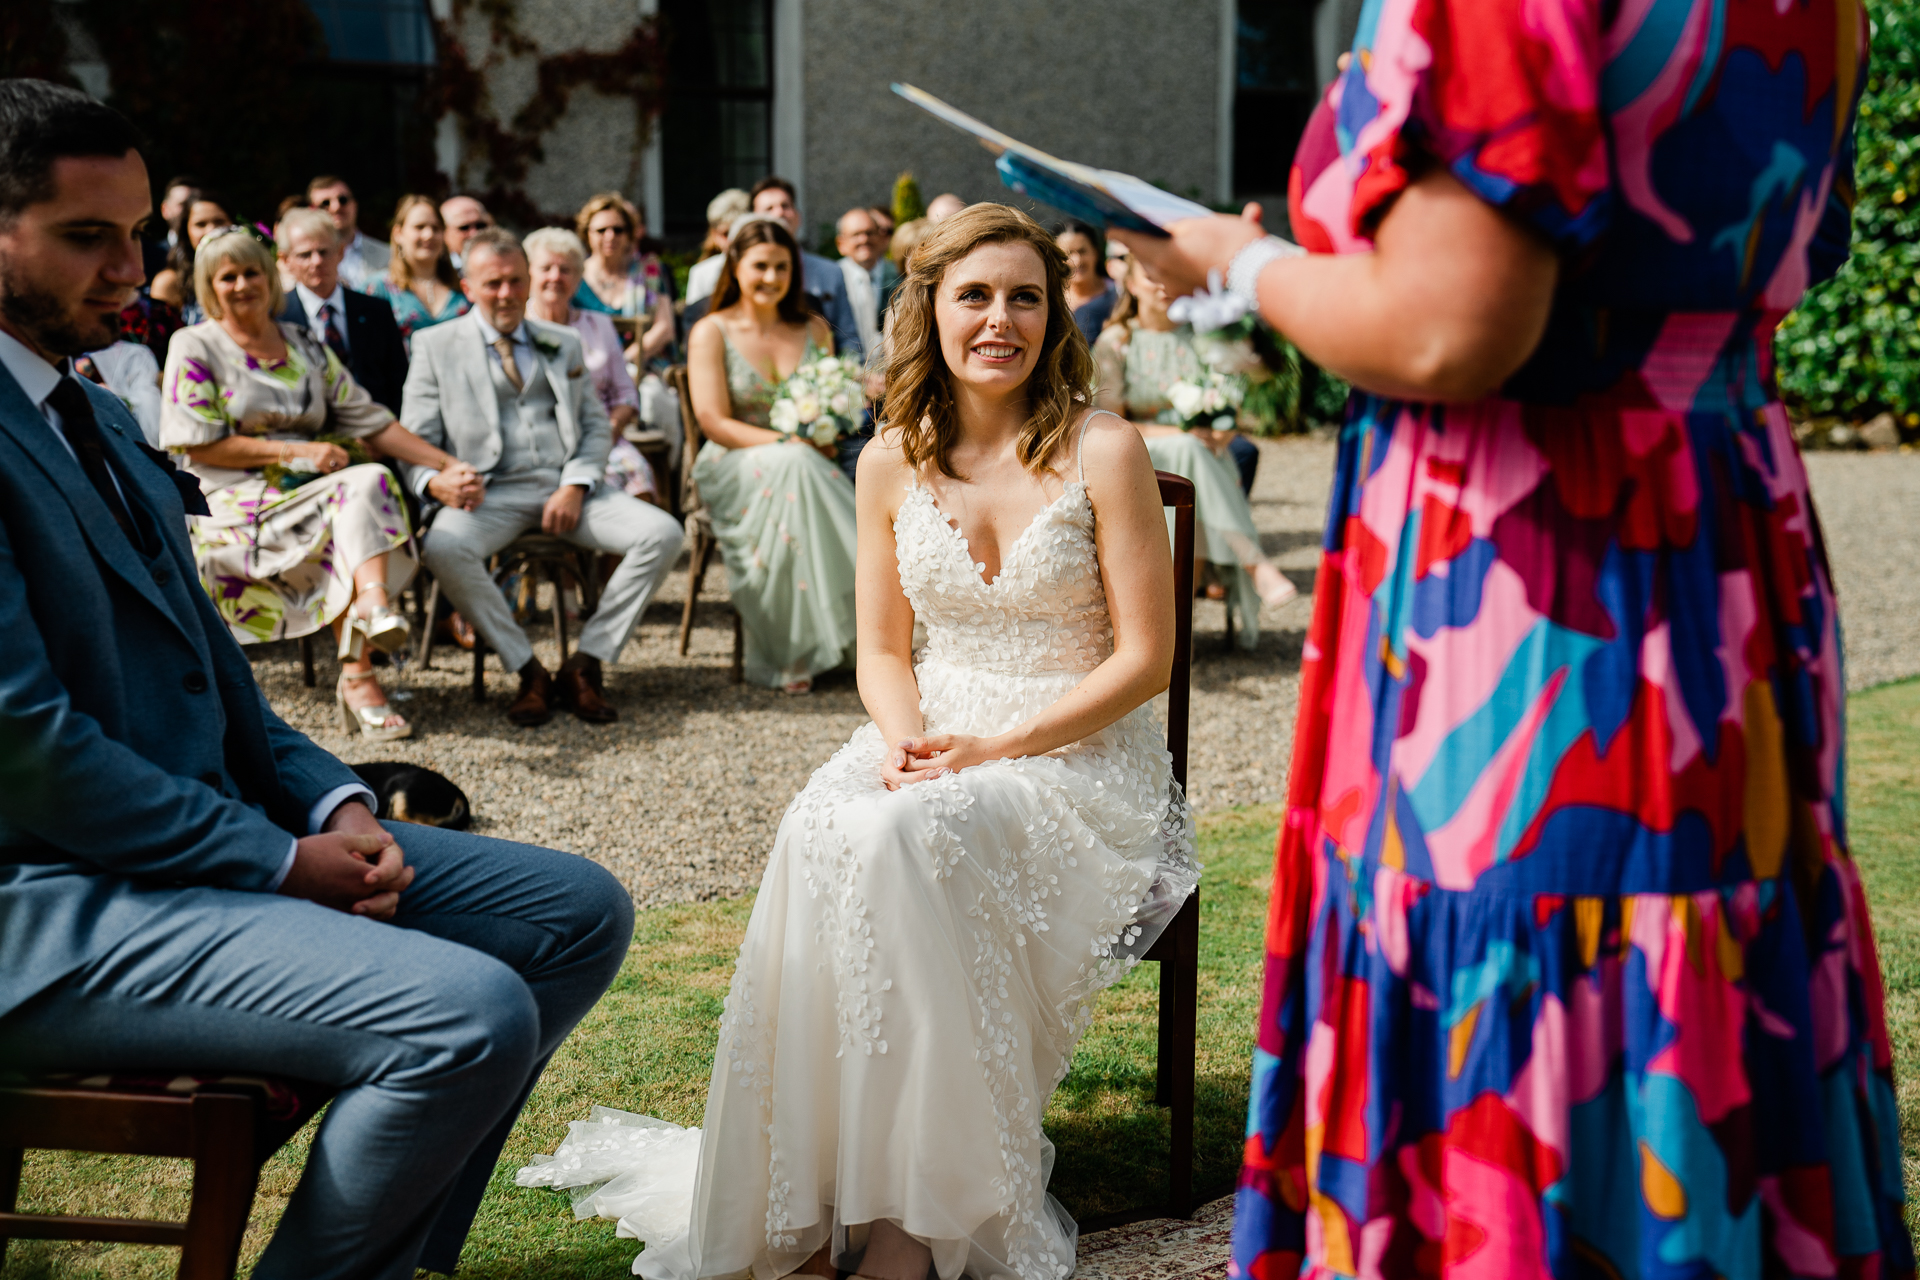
[531,334,563,360]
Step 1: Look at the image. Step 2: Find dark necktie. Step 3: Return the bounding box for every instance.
[46,373,143,548]
[317,302,350,362]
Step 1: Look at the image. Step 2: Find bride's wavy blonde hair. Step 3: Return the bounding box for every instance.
[881,203,1094,479]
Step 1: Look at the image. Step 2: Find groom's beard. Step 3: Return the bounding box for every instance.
[0,263,123,357]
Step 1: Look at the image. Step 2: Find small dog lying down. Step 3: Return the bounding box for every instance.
[349,762,472,829]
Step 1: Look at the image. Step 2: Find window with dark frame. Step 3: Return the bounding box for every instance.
[295,0,437,237]
[660,0,774,237]
[1234,0,1319,201]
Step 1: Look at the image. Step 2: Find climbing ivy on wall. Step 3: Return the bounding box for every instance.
[429,0,669,226]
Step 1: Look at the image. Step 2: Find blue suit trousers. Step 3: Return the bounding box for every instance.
[0,822,633,1279]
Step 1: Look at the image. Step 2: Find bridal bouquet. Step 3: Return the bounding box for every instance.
[769,354,863,447]
[1166,367,1247,432]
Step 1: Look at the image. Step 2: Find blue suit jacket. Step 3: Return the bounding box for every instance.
[0,359,362,1021]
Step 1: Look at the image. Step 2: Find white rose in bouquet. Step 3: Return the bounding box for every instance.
[808,418,841,447]
[1167,379,1206,421]
[772,354,866,447]
[793,393,821,424]
[769,398,801,435]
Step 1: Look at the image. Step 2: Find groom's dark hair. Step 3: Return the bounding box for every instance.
[0,79,144,225]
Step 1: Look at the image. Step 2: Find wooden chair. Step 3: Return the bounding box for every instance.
[414,533,602,702]
[1139,470,1202,1219]
[0,1073,330,1279]
[664,364,744,683]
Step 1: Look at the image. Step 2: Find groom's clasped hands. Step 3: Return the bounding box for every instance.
[880,734,1004,790]
[278,802,416,920]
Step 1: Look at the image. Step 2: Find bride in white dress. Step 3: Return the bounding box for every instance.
[518,204,1200,1280]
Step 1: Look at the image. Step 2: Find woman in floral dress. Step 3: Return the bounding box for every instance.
[1119,0,1909,1271]
[161,228,472,740]
[685,217,858,693]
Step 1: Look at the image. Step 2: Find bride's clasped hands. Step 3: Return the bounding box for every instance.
[519,204,1199,1280]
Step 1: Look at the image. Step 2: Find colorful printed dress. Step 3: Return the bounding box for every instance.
[690,328,858,688]
[364,275,470,350]
[160,322,414,644]
[1232,0,1909,1274]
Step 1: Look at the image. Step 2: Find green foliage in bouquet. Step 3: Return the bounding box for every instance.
[1775,1,1920,424]
[893,172,927,228]
[261,435,374,492]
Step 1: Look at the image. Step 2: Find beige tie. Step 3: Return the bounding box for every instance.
[492,336,524,393]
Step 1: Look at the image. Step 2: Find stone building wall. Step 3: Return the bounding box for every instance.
[798,0,1224,235]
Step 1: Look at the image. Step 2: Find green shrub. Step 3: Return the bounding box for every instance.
[1775,0,1920,424]
[892,172,926,227]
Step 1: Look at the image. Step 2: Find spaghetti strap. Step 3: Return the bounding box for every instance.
[1076,408,1118,484]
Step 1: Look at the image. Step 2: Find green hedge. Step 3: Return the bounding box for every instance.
[1775,0,1920,424]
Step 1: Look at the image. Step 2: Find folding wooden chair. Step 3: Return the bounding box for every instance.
[0,1073,330,1279]
[664,364,743,683]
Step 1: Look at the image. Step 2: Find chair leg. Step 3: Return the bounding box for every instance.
[550,563,571,663]
[472,636,488,704]
[1164,892,1200,1218]
[179,1091,257,1280]
[0,1144,21,1268]
[299,634,315,688]
[730,608,744,684]
[416,577,441,668]
[678,532,714,657]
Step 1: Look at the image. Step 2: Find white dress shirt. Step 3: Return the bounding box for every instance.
[83,341,163,447]
[840,257,881,361]
[296,282,351,354]
[0,325,372,884]
[337,231,391,293]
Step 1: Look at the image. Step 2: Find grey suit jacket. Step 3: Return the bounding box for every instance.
[398,311,612,493]
[0,360,363,1021]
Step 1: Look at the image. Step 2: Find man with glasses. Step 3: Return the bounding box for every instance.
[440,194,493,270]
[835,205,897,360]
[306,174,389,291]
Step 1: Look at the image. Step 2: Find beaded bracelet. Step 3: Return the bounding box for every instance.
[1225,235,1306,308]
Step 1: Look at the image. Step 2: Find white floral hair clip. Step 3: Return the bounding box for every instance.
[1167,270,1251,335]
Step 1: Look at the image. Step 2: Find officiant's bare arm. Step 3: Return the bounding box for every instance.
[899,412,1173,776]
[855,434,930,788]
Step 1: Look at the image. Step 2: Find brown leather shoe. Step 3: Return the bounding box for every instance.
[556,654,617,723]
[507,660,554,726]
[436,611,476,651]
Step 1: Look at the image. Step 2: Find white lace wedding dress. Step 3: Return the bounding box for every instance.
[519,417,1200,1280]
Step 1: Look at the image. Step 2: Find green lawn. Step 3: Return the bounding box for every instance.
[8,679,1920,1278]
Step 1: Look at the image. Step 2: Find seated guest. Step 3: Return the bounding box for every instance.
[74,339,160,445]
[440,193,492,270]
[141,172,196,280]
[836,204,897,359]
[573,192,675,368]
[366,194,470,348]
[1055,219,1116,344]
[404,229,684,726]
[148,187,232,320]
[890,215,929,274]
[276,206,409,415]
[1093,254,1296,647]
[0,79,631,1280]
[524,226,655,503]
[749,176,862,359]
[926,191,967,222]
[161,226,466,740]
[684,187,752,308]
[686,216,857,693]
[307,174,389,291]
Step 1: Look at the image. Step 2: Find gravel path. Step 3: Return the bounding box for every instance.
[250,439,1917,906]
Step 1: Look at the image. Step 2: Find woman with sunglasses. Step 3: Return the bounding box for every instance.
[573,192,676,370]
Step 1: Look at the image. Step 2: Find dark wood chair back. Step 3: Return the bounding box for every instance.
[663,363,743,682]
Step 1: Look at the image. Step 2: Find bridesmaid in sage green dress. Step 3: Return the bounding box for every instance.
[1092,257,1296,648]
[686,216,858,692]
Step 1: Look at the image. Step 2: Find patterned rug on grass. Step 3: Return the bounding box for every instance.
[1074,1196,1233,1280]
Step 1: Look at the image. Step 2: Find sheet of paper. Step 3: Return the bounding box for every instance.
[892,83,1215,234]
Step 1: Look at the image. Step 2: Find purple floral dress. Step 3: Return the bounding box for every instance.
[160,322,414,643]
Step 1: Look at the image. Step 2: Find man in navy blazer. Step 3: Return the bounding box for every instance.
[0,81,632,1280]
[276,204,410,413]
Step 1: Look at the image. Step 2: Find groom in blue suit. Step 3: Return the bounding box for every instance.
[0,81,633,1279]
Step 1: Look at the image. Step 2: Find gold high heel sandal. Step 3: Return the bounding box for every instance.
[336,670,413,741]
[338,589,412,662]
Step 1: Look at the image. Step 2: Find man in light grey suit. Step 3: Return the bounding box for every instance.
[0,80,632,1280]
[405,228,684,725]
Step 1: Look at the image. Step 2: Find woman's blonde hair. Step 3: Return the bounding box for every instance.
[193,227,283,320]
[387,194,459,292]
[575,192,640,247]
[881,203,1094,480]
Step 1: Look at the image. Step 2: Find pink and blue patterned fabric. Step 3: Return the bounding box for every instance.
[1234,0,1909,1275]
